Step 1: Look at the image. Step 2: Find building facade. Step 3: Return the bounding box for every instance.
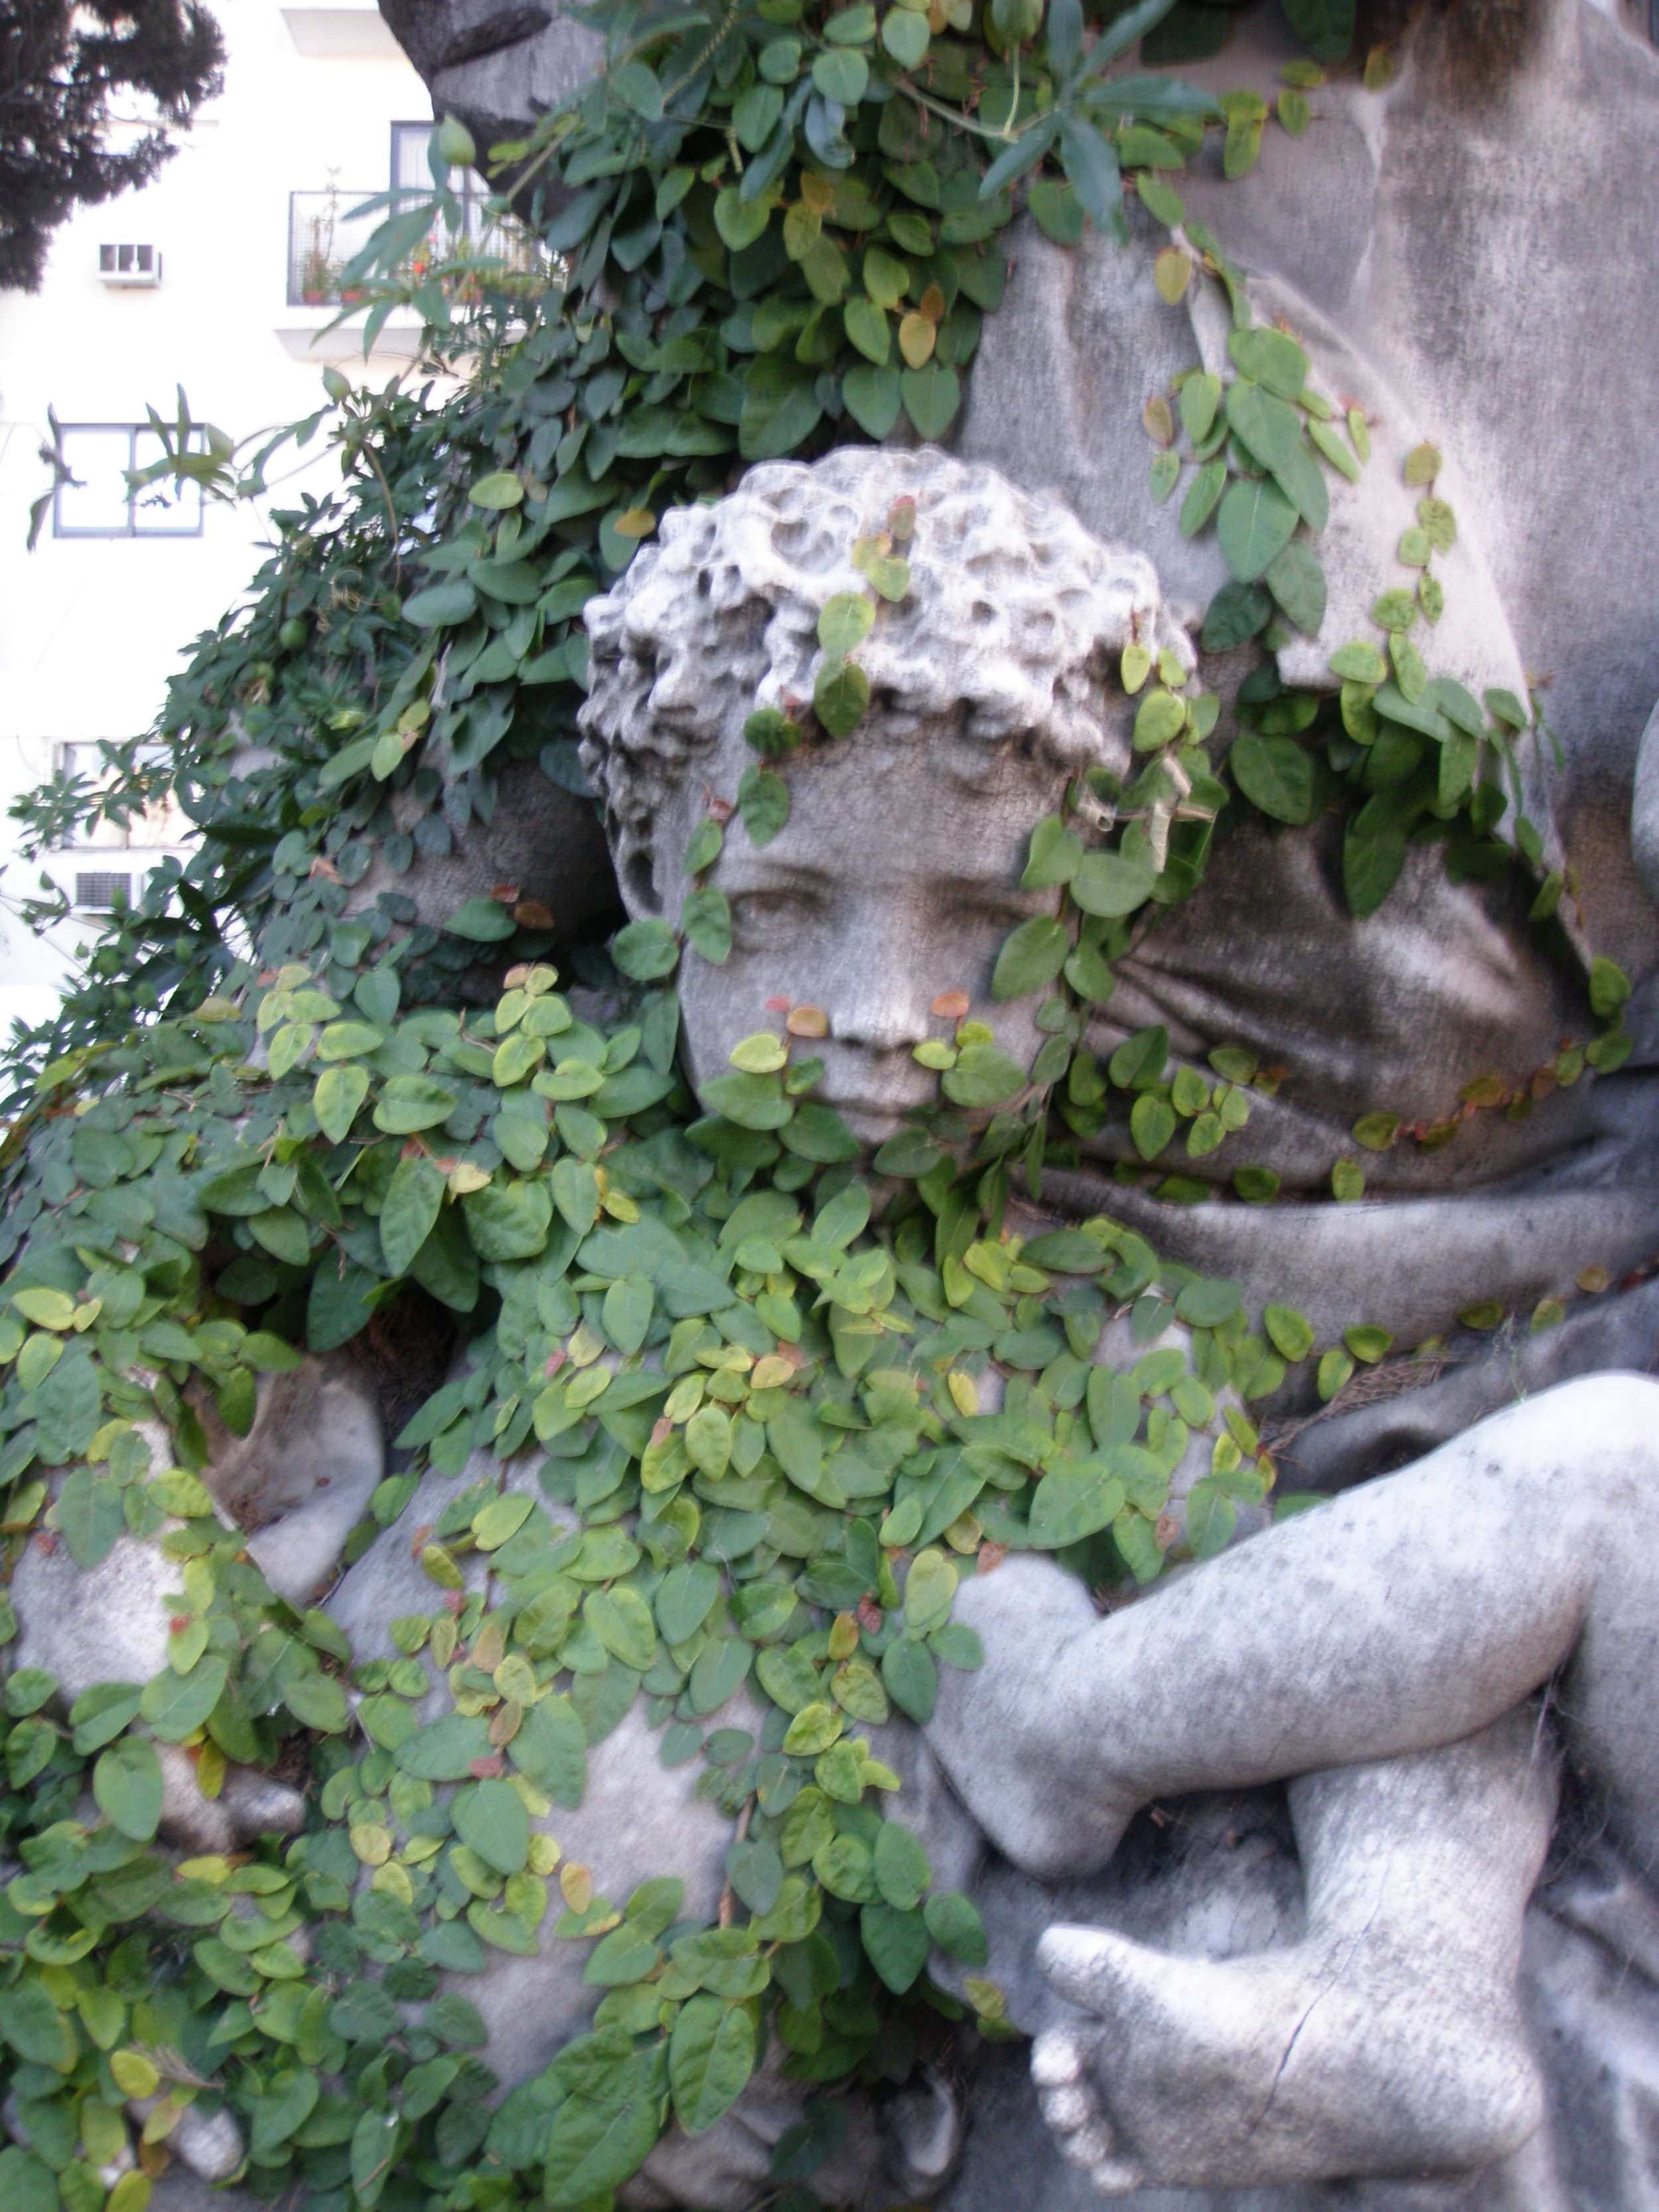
[0,2,436,1041]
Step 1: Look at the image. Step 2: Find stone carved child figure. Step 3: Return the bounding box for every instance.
[580,445,1659,2199]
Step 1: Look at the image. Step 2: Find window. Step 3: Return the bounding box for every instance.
[52,424,204,538]
[392,119,485,209]
[54,743,188,849]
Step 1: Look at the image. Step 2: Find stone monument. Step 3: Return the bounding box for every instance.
[7,0,1659,2207]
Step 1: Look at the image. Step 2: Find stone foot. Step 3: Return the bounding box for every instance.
[1032,1918,1544,2191]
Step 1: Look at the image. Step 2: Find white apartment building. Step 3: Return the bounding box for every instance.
[0,1,438,1041]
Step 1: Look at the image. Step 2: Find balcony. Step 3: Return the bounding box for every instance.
[285,187,548,307]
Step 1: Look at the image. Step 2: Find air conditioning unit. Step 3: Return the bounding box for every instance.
[99,244,161,287]
[74,871,131,912]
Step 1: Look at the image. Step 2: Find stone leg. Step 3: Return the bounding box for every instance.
[928,1373,1659,1881]
[1029,1708,1559,2191]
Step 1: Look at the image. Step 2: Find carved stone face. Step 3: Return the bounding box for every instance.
[665,719,1066,1147]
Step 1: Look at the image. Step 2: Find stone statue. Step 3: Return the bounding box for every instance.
[574,437,1659,2206]
[13,0,1659,2203]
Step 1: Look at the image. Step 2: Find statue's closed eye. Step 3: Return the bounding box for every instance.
[728,887,823,942]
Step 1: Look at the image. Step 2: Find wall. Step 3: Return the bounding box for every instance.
[0,1,432,1041]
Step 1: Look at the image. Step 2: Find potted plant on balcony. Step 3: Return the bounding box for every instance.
[300,181,339,305]
[301,243,333,304]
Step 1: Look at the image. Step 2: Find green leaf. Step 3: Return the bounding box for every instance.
[1281,0,1354,58]
[1263,1303,1315,1361]
[314,1063,370,1144]
[57,1467,123,1568]
[92,1737,163,1841]
[900,362,962,440]
[1133,690,1187,752]
[552,1157,601,1235]
[714,186,770,252]
[991,917,1069,1001]
[374,1074,460,1134]
[0,1981,77,2068]
[814,660,870,739]
[923,1889,988,1964]
[1485,686,1528,731]
[818,593,874,657]
[1216,477,1299,581]
[611,919,680,980]
[585,1587,658,1672]
[509,1694,587,1806]
[284,1670,348,1732]
[0,2149,60,2212]
[1230,729,1314,824]
[656,1561,721,1645]
[1058,111,1122,236]
[454,1779,532,1875]
[842,363,903,439]
[940,1041,1027,1108]
[1225,381,1303,473]
[585,1921,661,1986]
[396,1713,493,1780]
[880,1637,937,1722]
[70,1680,142,1753]
[1174,1276,1242,1325]
[670,1995,757,2135]
[1309,416,1361,481]
[1130,1094,1175,1159]
[737,765,790,848]
[1342,823,1407,918]
[1028,177,1084,245]
[843,296,891,364]
[812,48,868,103]
[1180,372,1222,443]
[1200,580,1273,653]
[1265,542,1326,637]
[1029,1465,1125,1547]
[402,581,478,627]
[603,1276,654,1355]
[139,1654,227,1740]
[1071,841,1157,918]
[542,2053,665,2204]
[1329,640,1387,684]
[1021,815,1082,888]
[701,1071,792,1130]
[1227,325,1310,400]
[463,1178,551,1262]
[469,471,524,509]
[873,1818,932,1910]
[860,1901,930,1991]
[1179,457,1226,540]
[381,1157,445,1278]
[903,1546,957,1633]
[1590,955,1631,1020]
[883,6,930,64]
[1352,1112,1400,1152]
[1344,1323,1394,1363]
[445,896,516,942]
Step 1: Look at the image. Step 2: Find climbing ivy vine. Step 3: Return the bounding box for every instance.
[0,0,1637,2206]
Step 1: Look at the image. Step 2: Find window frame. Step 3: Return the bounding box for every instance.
[390,121,485,212]
[51,423,206,541]
[50,741,190,853]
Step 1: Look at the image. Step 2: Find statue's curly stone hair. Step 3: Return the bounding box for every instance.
[577,445,1188,904]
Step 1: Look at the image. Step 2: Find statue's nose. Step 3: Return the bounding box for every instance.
[831,970,930,1055]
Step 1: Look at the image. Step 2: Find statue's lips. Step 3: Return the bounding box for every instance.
[818,1094,924,1143]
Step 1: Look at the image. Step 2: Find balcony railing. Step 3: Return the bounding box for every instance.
[286,188,548,307]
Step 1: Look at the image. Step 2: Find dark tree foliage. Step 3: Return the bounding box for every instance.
[0,0,224,290]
